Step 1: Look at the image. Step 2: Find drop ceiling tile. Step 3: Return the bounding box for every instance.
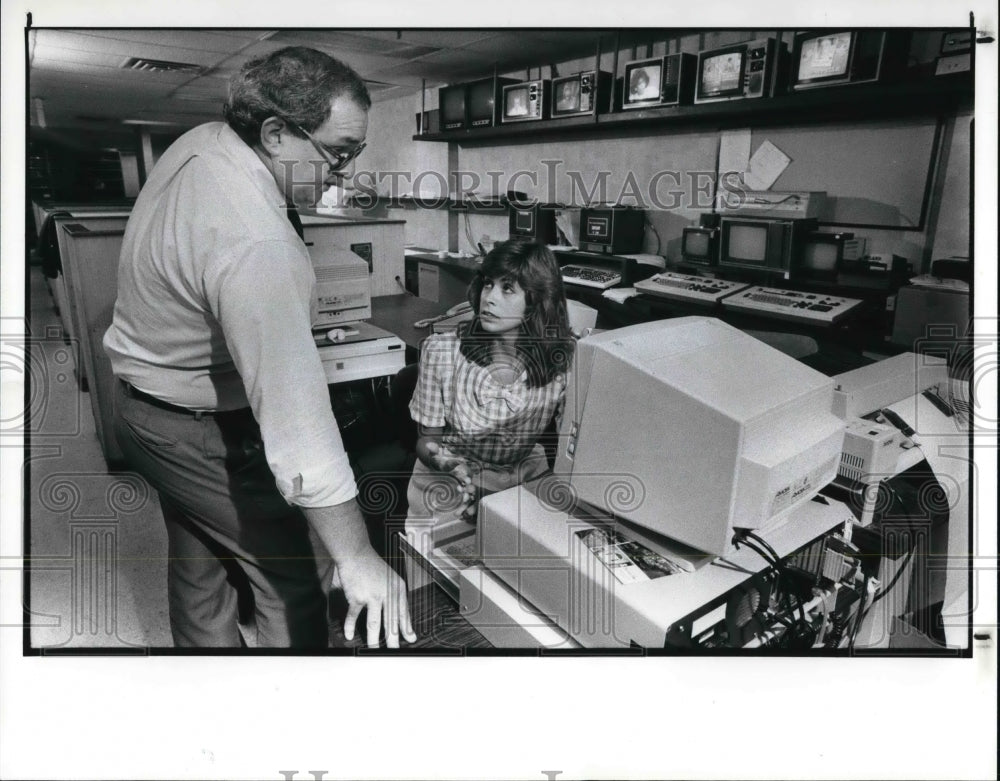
[347,30,497,47]
[75,29,273,53]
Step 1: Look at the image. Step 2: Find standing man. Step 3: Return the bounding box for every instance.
[104,47,415,649]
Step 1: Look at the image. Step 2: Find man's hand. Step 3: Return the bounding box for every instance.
[332,550,416,648]
[302,498,416,649]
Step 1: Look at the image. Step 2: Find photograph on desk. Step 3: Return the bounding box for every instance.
[8,21,991,662]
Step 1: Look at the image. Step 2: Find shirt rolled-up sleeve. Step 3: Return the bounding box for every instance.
[208,239,357,508]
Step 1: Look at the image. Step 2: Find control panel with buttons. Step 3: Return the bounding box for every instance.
[722,285,864,326]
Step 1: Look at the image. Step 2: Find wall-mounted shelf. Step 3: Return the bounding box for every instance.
[352,195,512,213]
[412,73,973,145]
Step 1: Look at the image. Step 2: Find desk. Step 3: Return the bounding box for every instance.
[370,293,451,356]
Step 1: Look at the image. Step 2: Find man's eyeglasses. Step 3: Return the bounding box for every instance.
[286,120,366,172]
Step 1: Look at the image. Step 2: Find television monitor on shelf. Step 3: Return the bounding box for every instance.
[790,30,902,90]
[694,37,783,104]
[553,316,845,556]
[623,57,664,107]
[622,54,697,110]
[438,84,467,131]
[551,70,611,117]
[501,80,549,123]
[466,77,518,128]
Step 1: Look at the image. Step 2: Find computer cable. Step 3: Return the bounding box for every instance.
[733,530,809,629]
[848,572,872,652]
[644,216,662,254]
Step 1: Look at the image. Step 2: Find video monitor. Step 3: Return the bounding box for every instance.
[514,208,534,233]
[801,241,839,273]
[726,222,768,264]
[439,85,466,130]
[681,226,717,265]
[700,51,744,95]
[791,31,892,90]
[797,31,852,82]
[466,80,496,126]
[554,77,582,113]
[504,86,530,118]
[623,57,663,107]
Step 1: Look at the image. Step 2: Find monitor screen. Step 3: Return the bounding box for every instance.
[797,32,852,81]
[802,241,839,272]
[701,51,743,93]
[728,224,768,263]
[440,87,466,124]
[504,87,530,118]
[584,215,610,240]
[514,209,534,233]
[554,317,845,556]
[683,230,710,258]
[626,62,662,103]
[467,80,496,122]
[554,77,582,112]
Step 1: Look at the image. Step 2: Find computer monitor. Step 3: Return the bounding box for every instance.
[438,84,467,130]
[718,216,817,280]
[554,317,845,556]
[681,226,718,266]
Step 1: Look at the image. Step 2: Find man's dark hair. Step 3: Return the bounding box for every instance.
[223,46,371,146]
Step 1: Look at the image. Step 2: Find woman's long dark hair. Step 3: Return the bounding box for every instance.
[460,239,575,387]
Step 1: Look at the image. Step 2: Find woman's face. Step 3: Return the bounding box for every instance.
[478,276,527,341]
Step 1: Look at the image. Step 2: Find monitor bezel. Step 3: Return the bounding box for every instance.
[622,56,666,110]
[510,206,537,236]
[500,80,547,123]
[552,73,586,116]
[466,78,500,126]
[799,231,850,279]
[581,212,612,243]
[438,84,467,129]
[681,226,718,266]
[695,44,748,101]
[718,218,785,273]
[791,30,860,90]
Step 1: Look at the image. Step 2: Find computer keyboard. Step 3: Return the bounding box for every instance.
[560,264,622,290]
[634,271,750,304]
[722,285,864,326]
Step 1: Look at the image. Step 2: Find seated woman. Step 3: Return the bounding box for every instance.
[403,239,575,588]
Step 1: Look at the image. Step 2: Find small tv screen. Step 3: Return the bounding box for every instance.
[797,32,852,81]
[440,87,466,125]
[514,209,534,233]
[701,51,743,93]
[802,241,839,272]
[504,87,530,118]
[684,231,710,258]
[467,81,496,123]
[626,62,662,103]
[728,224,767,263]
[554,78,581,113]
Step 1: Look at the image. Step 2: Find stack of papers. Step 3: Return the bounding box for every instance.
[909,274,969,292]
